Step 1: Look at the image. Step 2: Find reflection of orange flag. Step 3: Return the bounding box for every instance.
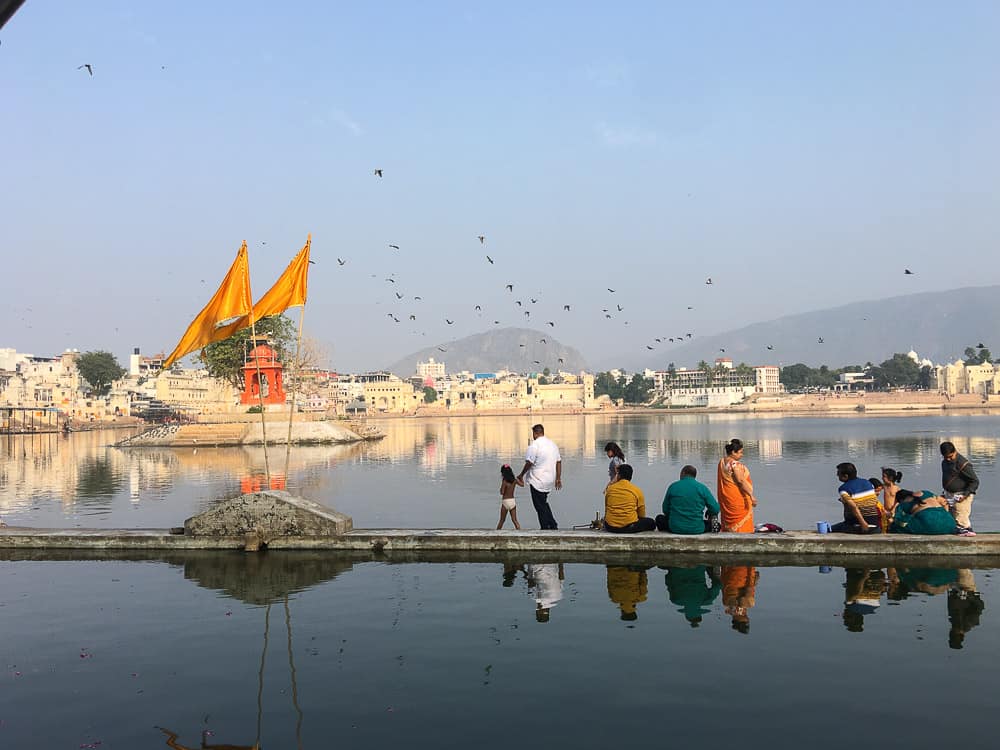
[162,243,252,369]
[214,235,311,339]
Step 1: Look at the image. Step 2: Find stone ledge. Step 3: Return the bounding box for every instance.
[1,526,996,557]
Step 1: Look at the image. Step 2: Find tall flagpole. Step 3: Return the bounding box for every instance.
[245,248,272,487]
[283,304,306,482]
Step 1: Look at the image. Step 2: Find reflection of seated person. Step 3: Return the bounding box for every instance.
[526,563,564,622]
[607,565,649,621]
[833,462,881,534]
[889,490,957,535]
[948,570,985,650]
[656,465,720,534]
[842,568,887,632]
[603,464,656,533]
[665,565,721,627]
[721,565,758,634]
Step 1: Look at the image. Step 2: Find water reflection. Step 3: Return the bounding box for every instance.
[721,565,759,634]
[664,565,722,627]
[526,562,563,622]
[2,414,999,530]
[843,568,887,632]
[606,565,650,621]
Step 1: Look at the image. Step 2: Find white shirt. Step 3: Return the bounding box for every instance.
[528,563,563,609]
[525,435,561,493]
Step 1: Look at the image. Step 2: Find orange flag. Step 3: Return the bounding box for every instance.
[162,243,252,369]
[214,235,311,339]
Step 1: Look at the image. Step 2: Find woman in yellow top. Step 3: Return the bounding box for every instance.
[717,438,757,532]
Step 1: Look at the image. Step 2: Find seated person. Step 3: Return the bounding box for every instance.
[889,489,957,535]
[832,462,881,534]
[603,464,656,533]
[656,465,721,534]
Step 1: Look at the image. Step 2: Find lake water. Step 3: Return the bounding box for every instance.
[1,413,996,530]
[2,414,997,749]
[0,554,995,749]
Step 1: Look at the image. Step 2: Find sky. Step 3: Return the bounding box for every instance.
[2,1,999,373]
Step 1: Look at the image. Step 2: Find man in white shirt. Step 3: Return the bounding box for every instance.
[517,423,562,529]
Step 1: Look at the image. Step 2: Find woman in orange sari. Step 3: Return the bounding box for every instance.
[717,438,757,532]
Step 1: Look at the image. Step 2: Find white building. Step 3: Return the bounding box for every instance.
[416,357,446,380]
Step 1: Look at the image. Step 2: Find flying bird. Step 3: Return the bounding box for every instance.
[563,305,571,311]
[395,292,403,299]
[445,319,454,325]
[533,360,541,365]
[719,348,726,353]
[414,296,422,300]
[767,345,774,350]
[388,244,400,250]
[374,168,383,177]
[486,255,494,264]
[337,258,346,265]
[977,343,986,348]
[647,346,654,350]
[409,315,416,320]
[437,347,447,352]
[478,235,485,244]
[547,321,555,327]
[705,278,713,285]
[607,288,616,293]
[668,338,675,343]
[818,337,825,344]
[904,269,914,275]
[524,311,531,317]
[519,344,526,348]
[558,358,564,363]
[385,277,396,283]
[655,338,662,343]
[475,305,482,311]
[687,306,694,310]
[686,333,693,338]
[505,284,513,292]
[617,304,623,312]
[77,64,93,76]
[515,300,522,307]
[540,338,547,343]
[531,298,538,304]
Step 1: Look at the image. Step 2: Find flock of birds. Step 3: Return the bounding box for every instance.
[57,66,924,369]
[332,166,926,370]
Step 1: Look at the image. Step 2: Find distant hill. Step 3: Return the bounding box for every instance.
[606,285,1000,371]
[387,327,589,377]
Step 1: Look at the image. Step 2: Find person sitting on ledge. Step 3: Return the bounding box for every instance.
[832,462,881,534]
[603,464,656,533]
[656,465,721,534]
[889,490,957,535]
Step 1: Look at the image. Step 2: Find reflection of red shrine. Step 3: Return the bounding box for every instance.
[240,343,287,406]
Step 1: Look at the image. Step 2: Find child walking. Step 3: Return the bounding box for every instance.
[498,464,523,530]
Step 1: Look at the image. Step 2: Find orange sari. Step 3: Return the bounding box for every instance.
[717,457,755,532]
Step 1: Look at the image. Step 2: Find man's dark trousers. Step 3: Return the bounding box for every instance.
[530,484,558,529]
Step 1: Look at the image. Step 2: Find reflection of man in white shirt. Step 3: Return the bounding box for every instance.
[517,424,562,529]
[527,563,564,623]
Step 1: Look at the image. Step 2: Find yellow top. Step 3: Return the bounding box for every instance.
[604,479,646,528]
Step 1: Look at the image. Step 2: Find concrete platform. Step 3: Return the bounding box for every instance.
[1,526,997,561]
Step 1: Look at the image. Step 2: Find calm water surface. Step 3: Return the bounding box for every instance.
[1,413,996,530]
[3,415,997,748]
[0,555,994,749]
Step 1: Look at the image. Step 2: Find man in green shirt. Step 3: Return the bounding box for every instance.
[656,465,721,534]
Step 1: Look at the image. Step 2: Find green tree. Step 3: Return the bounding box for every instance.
[873,353,921,389]
[964,346,992,365]
[594,371,626,401]
[623,373,653,404]
[76,350,126,397]
[201,314,296,388]
[423,386,438,403]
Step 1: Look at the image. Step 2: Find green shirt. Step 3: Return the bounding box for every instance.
[662,476,721,535]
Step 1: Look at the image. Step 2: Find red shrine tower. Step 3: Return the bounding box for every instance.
[240,342,287,406]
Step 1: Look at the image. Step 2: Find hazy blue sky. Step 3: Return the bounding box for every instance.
[2,2,998,373]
